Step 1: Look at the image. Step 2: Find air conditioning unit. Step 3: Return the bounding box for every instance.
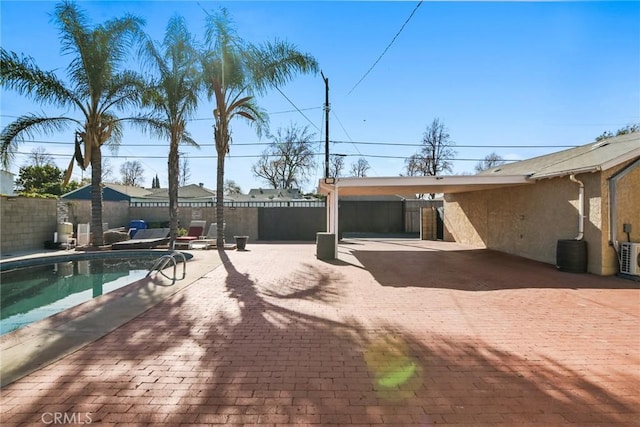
[619,243,640,276]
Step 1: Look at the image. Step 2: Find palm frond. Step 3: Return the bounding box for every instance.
[0,114,78,168]
[55,1,90,57]
[0,48,79,109]
[204,7,238,50]
[127,114,172,141]
[229,98,268,138]
[102,113,124,150]
[100,70,145,113]
[249,40,319,95]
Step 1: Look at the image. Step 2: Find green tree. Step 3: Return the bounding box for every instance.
[16,164,80,195]
[139,14,200,245]
[252,124,316,189]
[595,123,639,142]
[201,7,318,246]
[0,1,145,246]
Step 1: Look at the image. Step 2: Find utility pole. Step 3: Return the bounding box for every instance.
[321,71,330,179]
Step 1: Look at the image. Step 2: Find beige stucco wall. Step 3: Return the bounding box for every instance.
[444,171,607,274]
[129,206,259,240]
[445,159,640,276]
[62,200,130,229]
[1,196,57,255]
[600,161,640,275]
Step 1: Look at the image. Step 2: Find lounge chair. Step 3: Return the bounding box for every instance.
[111,228,170,250]
[188,223,224,249]
[173,220,207,250]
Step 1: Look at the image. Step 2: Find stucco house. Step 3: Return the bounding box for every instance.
[0,170,16,196]
[444,132,639,275]
[62,182,154,202]
[318,132,638,276]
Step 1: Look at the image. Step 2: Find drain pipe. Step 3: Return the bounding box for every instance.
[569,174,585,240]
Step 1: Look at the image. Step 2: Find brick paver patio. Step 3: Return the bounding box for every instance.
[1,240,639,426]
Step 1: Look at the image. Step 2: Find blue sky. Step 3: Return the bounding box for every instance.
[1,1,639,193]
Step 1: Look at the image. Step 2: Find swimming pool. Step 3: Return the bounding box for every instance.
[0,251,190,335]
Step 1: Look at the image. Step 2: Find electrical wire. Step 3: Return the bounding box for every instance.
[11,150,518,162]
[348,0,424,95]
[186,106,322,121]
[273,86,321,132]
[8,138,581,149]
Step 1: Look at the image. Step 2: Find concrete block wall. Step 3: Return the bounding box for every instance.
[130,206,259,241]
[63,200,130,230]
[1,196,57,255]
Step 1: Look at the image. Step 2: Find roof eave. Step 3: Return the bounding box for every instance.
[318,174,531,196]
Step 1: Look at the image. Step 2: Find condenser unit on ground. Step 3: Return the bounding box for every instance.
[619,242,640,276]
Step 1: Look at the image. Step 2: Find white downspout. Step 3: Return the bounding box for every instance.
[569,174,585,240]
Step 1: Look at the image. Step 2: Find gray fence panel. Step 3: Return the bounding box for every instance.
[258,207,326,240]
[338,201,404,234]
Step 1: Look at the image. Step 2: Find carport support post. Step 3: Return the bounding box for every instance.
[332,186,339,254]
[326,192,332,232]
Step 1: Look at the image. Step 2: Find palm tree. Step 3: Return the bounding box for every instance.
[0,1,144,246]
[139,15,200,246]
[201,8,318,247]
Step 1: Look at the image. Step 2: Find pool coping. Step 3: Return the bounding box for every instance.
[0,249,223,387]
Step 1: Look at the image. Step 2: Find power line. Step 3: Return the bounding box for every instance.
[0,108,322,123]
[332,141,581,148]
[348,0,424,95]
[8,138,581,149]
[186,106,322,121]
[7,139,322,147]
[273,86,321,132]
[11,150,517,162]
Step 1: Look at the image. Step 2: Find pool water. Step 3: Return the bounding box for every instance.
[1,257,156,335]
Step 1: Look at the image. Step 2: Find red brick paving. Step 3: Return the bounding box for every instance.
[1,240,639,426]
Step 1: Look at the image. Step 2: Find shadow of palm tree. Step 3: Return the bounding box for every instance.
[1,244,637,425]
[350,247,639,290]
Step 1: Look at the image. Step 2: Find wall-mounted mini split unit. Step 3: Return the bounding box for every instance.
[619,242,640,276]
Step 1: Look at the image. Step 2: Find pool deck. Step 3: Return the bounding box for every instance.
[1,240,639,426]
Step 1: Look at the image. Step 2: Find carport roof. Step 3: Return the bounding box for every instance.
[318,133,640,196]
[318,174,531,196]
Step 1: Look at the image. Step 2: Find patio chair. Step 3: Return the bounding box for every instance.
[188,222,225,249]
[111,228,170,250]
[173,220,207,250]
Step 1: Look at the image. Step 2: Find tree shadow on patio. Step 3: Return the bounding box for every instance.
[349,247,639,290]
[1,245,637,425]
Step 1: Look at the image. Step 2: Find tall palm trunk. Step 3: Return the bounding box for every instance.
[168,134,180,247]
[216,145,225,248]
[90,144,104,246]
